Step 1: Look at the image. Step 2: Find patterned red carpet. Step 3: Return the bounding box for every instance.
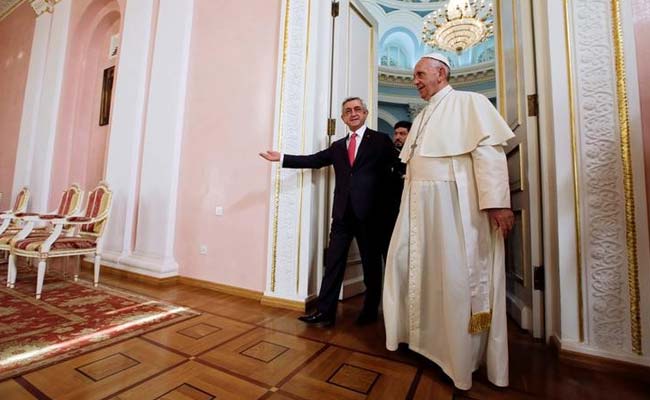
[0,267,197,380]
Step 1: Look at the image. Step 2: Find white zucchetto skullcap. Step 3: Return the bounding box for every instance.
[420,52,451,70]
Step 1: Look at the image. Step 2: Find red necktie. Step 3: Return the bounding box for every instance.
[348,133,357,166]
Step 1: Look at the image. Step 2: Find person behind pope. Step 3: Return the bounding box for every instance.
[382,52,515,390]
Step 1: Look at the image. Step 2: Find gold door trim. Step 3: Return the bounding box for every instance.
[611,0,642,355]
[563,0,584,342]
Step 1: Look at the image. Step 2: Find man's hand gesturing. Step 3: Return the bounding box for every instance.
[259,150,281,162]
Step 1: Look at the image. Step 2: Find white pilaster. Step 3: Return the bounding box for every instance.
[12,11,52,202]
[12,0,71,211]
[264,0,333,304]
[102,0,155,264]
[127,0,194,276]
[540,0,650,365]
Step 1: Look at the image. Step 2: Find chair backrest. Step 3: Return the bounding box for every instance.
[80,182,113,237]
[12,187,29,213]
[57,184,83,216]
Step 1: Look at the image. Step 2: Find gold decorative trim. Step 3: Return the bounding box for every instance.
[468,311,492,334]
[563,0,584,342]
[495,0,505,117]
[295,0,312,295]
[611,0,642,355]
[271,0,292,292]
[0,0,26,21]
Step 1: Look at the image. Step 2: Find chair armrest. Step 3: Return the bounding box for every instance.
[40,214,66,220]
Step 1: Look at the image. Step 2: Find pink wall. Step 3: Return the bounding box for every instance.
[632,1,650,239]
[175,0,282,291]
[50,0,122,208]
[0,3,35,210]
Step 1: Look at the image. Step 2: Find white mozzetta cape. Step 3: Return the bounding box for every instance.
[400,85,514,161]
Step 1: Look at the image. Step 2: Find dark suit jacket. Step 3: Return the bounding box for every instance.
[283,129,395,221]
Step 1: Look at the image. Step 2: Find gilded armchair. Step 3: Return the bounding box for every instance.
[7,183,112,299]
[0,187,30,236]
[1,184,83,284]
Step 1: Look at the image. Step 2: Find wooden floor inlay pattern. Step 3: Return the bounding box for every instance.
[112,361,267,400]
[0,379,37,400]
[155,383,214,400]
[327,363,381,394]
[25,338,185,400]
[176,322,222,340]
[76,352,140,382]
[199,327,324,386]
[240,340,290,363]
[6,269,647,400]
[282,346,417,400]
[144,313,254,356]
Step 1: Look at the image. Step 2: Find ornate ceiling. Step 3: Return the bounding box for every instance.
[376,0,443,11]
[0,0,24,19]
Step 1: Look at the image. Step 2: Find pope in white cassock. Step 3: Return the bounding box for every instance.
[382,53,515,390]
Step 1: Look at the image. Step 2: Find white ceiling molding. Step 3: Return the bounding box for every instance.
[379,62,496,88]
[29,0,58,16]
[374,0,443,12]
[0,0,25,20]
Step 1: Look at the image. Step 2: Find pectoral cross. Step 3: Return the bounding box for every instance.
[409,142,418,159]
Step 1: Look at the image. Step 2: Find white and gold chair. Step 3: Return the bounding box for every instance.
[1,184,83,285]
[7,183,112,299]
[0,187,30,236]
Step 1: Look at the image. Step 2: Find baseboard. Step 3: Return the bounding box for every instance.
[260,294,317,312]
[82,261,178,286]
[178,276,263,301]
[506,292,532,330]
[551,335,650,383]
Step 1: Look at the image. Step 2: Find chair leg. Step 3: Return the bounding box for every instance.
[7,254,16,288]
[74,255,80,282]
[93,254,100,287]
[36,259,46,299]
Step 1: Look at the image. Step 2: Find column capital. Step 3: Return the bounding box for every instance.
[30,0,60,16]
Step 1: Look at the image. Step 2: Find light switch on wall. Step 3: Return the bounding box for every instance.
[215,206,224,216]
[199,245,208,255]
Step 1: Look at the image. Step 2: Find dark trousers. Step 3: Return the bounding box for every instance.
[316,206,383,318]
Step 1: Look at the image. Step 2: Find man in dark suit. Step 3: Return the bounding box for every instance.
[381,120,411,261]
[260,97,395,326]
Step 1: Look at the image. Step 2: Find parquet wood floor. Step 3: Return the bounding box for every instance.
[2,272,648,399]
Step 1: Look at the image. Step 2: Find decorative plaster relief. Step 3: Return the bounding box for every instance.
[270,0,310,295]
[572,0,630,351]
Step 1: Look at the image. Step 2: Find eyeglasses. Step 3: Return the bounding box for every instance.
[343,106,365,116]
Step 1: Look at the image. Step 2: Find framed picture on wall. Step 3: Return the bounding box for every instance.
[99,66,115,126]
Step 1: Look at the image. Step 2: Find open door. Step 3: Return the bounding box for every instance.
[319,0,378,300]
[496,0,544,338]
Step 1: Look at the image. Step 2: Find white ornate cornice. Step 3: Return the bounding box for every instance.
[379,62,496,88]
[29,0,59,16]
[0,0,24,20]
[374,0,443,12]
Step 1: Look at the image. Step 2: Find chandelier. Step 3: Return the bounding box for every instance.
[422,0,494,53]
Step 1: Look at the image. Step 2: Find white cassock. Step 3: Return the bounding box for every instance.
[383,85,514,390]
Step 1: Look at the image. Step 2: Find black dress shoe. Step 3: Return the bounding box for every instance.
[355,311,378,326]
[298,311,335,327]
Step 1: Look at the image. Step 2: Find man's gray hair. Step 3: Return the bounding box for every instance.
[341,97,368,113]
[431,59,451,81]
